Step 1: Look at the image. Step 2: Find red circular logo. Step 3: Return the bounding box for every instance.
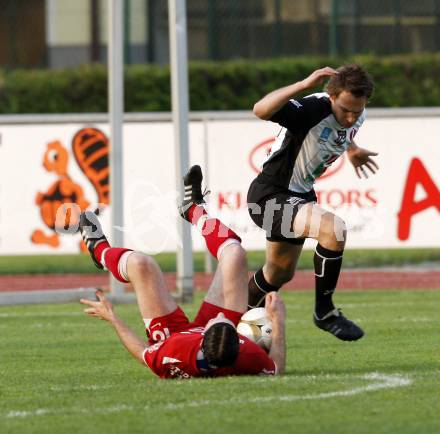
[249,137,345,181]
[248,138,275,174]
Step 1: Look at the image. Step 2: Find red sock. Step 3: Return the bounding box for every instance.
[201,218,241,259]
[188,204,241,259]
[188,204,207,225]
[94,241,110,263]
[102,247,132,283]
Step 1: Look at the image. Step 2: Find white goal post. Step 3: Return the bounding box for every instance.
[108,0,194,302]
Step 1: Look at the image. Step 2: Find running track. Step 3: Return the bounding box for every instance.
[1,269,439,292]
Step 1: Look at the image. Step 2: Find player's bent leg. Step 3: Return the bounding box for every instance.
[316,212,347,251]
[264,241,303,286]
[80,211,177,320]
[179,165,249,316]
[126,254,189,345]
[248,241,303,308]
[179,165,242,261]
[292,203,364,341]
[204,242,248,313]
[292,202,346,249]
[126,252,178,319]
[247,190,313,309]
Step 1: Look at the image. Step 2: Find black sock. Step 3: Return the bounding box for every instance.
[314,243,344,318]
[248,268,280,309]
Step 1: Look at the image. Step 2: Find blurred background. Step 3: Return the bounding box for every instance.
[2,0,440,69]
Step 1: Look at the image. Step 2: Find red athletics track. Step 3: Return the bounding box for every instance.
[1,269,440,292]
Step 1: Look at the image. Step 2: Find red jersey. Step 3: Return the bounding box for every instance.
[143,327,276,379]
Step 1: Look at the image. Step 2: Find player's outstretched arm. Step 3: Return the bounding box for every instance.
[347,141,379,179]
[265,292,287,375]
[80,290,147,364]
[253,66,338,120]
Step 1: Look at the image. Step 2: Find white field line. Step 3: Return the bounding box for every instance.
[164,373,412,410]
[247,373,356,385]
[7,409,51,418]
[6,405,132,419]
[16,322,84,328]
[49,384,113,392]
[5,372,412,418]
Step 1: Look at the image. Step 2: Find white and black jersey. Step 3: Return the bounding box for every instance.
[256,92,366,194]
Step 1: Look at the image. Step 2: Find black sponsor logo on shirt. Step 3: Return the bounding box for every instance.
[335,130,347,145]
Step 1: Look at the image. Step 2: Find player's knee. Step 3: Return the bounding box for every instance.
[319,213,347,245]
[332,215,347,243]
[224,243,247,269]
[128,252,159,276]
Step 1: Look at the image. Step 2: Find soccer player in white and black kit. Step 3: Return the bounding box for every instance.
[247,65,378,341]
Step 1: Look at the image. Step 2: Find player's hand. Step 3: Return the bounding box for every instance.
[347,146,379,178]
[265,292,286,325]
[301,67,338,89]
[80,290,116,323]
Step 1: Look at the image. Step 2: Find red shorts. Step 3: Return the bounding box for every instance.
[144,301,243,345]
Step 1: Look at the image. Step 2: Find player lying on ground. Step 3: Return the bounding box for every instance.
[247,64,378,341]
[79,165,286,379]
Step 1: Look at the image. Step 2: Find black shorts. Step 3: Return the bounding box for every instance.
[247,179,317,245]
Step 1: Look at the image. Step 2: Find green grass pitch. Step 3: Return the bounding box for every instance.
[1,290,440,434]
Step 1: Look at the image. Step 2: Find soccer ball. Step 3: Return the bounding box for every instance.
[237,307,272,351]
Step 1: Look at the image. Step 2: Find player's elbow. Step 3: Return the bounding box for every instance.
[135,347,148,365]
[253,101,271,120]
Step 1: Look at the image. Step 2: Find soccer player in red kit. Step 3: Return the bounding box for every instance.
[79,165,286,379]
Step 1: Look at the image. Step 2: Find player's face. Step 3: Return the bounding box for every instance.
[329,91,367,128]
